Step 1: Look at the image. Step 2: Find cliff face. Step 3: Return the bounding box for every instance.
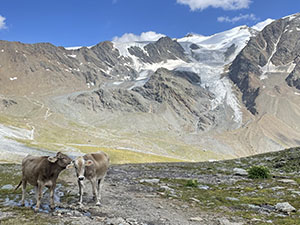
[228,13,300,114]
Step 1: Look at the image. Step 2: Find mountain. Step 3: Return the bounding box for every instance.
[226,13,300,154]
[1,14,299,163]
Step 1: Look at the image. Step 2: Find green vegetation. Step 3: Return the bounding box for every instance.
[73,145,184,164]
[0,206,56,225]
[247,166,271,179]
[185,179,199,187]
[0,109,229,164]
[142,147,300,224]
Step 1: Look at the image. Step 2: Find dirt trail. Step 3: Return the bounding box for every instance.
[0,163,244,225]
[53,164,243,225]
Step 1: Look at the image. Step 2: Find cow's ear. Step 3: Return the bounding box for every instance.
[85,160,93,166]
[66,163,73,169]
[56,152,63,158]
[48,156,58,163]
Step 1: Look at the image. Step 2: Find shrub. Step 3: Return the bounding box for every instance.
[185,179,199,187]
[247,166,271,179]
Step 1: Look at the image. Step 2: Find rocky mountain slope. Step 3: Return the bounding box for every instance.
[0,13,300,162]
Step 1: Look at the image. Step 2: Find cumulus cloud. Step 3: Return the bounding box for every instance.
[217,13,258,23]
[112,31,165,43]
[0,15,7,30]
[176,0,252,11]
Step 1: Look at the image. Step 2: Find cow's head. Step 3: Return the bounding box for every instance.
[48,152,73,169]
[73,156,93,181]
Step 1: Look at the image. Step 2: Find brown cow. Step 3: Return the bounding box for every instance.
[73,151,109,206]
[15,152,72,211]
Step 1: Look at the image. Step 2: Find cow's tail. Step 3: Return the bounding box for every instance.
[15,180,22,191]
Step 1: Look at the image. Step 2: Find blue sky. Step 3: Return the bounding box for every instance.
[0,0,298,47]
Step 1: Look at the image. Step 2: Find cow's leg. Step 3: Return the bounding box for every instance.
[90,179,96,200]
[97,174,106,203]
[78,180,83,205]
[35,181,44,212]
[21,180,27,206]
[90,178,100,206]
[49,183,56,210]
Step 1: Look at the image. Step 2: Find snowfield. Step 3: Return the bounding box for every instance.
[111,24,267,126]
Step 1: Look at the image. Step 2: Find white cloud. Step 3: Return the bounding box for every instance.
[176,0,252,11]
[217,13,258,23]
[112,31,165,43]
[0,15,7,30]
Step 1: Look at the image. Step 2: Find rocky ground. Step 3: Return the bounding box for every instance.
[1,147,300,224]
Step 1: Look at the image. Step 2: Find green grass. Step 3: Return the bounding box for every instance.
[71,145,184,164]
[0,206,56,225]
[156,174,300,224]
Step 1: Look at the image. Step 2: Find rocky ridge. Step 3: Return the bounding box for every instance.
[228,13,300,114]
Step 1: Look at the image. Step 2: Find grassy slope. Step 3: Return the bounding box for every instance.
[150,147,300,224]
[0,105,228,164]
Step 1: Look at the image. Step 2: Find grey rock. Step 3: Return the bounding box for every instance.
[226,197,239,201]
[278,179,298,185]
[159,185,174,192]
[218,218,244,225]
[197,185,210,190]
[1,184,14,190]
[189,217,203,222]
[275,202,296,213]
[139,178,160,184]
[233,168,248,176]
[105,217,129,225]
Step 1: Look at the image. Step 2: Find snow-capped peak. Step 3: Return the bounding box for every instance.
[252,18,274,31]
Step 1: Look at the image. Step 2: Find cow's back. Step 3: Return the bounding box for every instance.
[84,152,109,179]
[22,155,48,186]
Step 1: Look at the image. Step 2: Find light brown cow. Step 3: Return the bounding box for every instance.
[15,152,72,212]
[73,151,109,206]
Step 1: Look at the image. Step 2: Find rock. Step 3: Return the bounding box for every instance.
[246,204,262,211]
[0,211,14,220]
[218,218,243,225]
[278,179,298,185]
[1,184,14,190]
[105,217,129,225]
[226,197,239,201]
[291,190,300,195]
[190,197,200,203]
[275,202,296,213]
[198,185,210,190]
[159,185,173,192]
[189,217,203,222]
[139,178,160,184]
[270,186,285,191]
[233,168,248,176]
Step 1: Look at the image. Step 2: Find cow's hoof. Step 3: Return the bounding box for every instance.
[34,207,39,213]
[96,202,101,207]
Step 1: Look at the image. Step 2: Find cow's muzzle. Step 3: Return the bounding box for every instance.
[78,176,85,181]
